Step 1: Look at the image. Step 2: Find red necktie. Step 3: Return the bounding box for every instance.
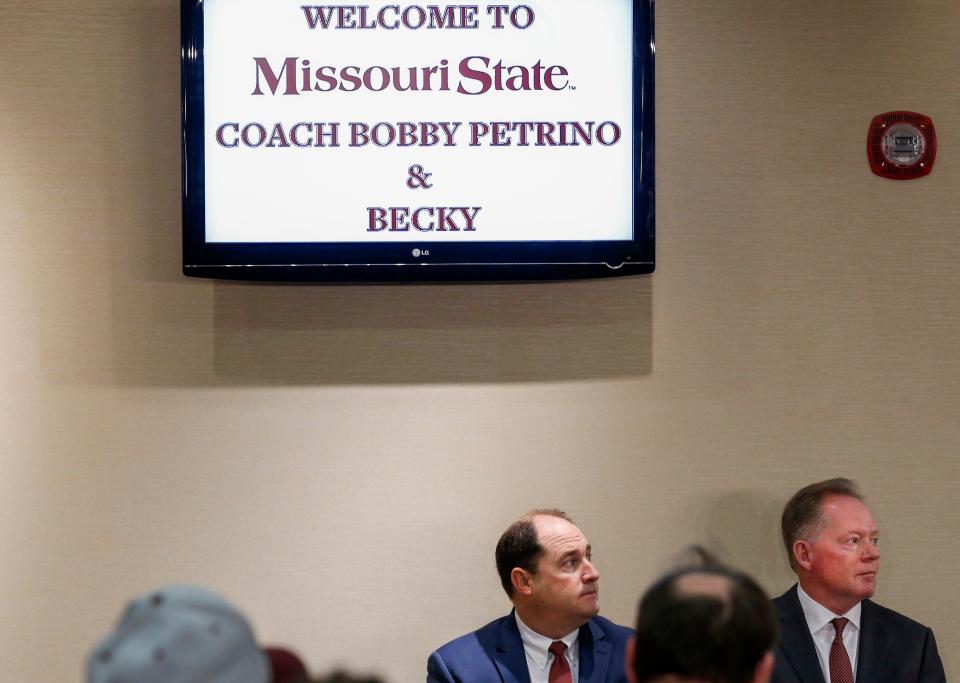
[548,641,572,683]
[829,617,854,683]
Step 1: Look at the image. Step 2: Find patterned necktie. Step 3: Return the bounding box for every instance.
[548,641,572,683]
[829,617,854,683]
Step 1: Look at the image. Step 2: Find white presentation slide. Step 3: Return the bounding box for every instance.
[203,0,634,242]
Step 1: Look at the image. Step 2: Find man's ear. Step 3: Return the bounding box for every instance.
[753,651,775,683]
[511,567,534,596]
[624,636,637,683]
[793,540,813,572]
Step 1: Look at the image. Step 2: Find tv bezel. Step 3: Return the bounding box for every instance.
[181,0,655,282]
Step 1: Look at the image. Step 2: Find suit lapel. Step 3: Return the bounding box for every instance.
[578,619,612,683]
[854,600,890,683]
[776,586,826,683]
[493,613,532,683]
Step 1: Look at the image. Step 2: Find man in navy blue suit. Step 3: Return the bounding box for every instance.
[772,478,945,683]
[427,509,632,683]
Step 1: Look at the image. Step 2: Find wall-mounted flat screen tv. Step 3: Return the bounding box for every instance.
[182,0,654,281]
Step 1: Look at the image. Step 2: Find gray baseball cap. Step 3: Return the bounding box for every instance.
[86,584,270,683]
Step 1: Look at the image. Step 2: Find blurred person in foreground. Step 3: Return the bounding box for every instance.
[86,583,307,683]
[427,509,632,683]
[628,559,777,683]
[773,478,945,682]
[310,671,386,683]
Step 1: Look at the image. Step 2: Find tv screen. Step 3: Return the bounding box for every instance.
[181,0,654,281]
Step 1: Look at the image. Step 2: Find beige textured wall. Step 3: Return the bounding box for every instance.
[1,1,958,680]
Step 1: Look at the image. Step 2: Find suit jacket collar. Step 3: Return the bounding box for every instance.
[493,612,530,683]
[775,585,826,683]
[855,598,890,683]
[579,618,612,683]
[494,611,612,683]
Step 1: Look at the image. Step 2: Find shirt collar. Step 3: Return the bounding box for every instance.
[514,613,580,672]
[796,583,862,635]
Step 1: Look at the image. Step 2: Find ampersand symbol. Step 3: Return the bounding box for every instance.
[406,164,433,189]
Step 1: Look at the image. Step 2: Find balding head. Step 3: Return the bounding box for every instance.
[495,509,570,597]
[628,564,777,683]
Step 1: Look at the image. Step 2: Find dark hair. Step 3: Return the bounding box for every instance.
[632,564,777,683]
[310,672,385,683]
[781,478,864,571]
[495,509,569,597]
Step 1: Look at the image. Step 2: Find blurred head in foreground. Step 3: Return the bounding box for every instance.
[628,558,777,683]
[310,672,386,683]
[86,584,270,683]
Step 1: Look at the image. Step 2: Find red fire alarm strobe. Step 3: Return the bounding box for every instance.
[867,111,936,179]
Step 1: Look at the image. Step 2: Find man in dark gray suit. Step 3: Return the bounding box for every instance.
[772,478,945,683]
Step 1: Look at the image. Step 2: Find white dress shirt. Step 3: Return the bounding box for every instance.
[515,613,580,683]
[796,584,862,681]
